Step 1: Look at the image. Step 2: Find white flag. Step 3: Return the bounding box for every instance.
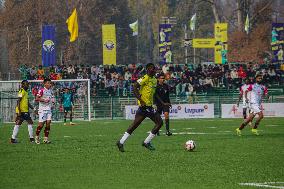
[129,20,138,36]
[244,14,249,34]
[190,13,197,31]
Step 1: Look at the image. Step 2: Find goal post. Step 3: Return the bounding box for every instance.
[0,79,91,122]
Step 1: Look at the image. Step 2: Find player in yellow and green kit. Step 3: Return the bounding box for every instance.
[10,80,35,143]
[116,63,163,152]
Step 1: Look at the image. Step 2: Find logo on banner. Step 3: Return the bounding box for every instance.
[43,40,55,52]
[104,40,115,50]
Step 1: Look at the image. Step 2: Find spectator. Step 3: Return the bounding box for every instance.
[37,65,45,77]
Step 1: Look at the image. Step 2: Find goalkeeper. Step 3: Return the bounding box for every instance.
[61,88,75,125]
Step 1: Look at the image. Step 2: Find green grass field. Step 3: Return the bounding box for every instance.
[0,118,284,189]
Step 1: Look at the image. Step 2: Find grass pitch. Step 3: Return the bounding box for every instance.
[0,118,283,189]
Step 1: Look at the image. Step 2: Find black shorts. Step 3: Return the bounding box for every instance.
[156,105,170,114]
[136,106,159,119]
[16,112,32,121]
[64,107,72,113]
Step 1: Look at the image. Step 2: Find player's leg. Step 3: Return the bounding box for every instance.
[236,113,255,136]
[116,108,146,152]
[243,107,247,121]
[26,115,35,143]
[156,106,163,136]
[251,111,263,136]
[43,111,52,144]
[164,111,172,136]
[70,108,75,125]
[63,108,67,125]
[143,112,163,150]
[10,115,23,143]
[35,111,46,144]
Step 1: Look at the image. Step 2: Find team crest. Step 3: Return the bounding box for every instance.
[104,40,115,50]
[43,40,55,52]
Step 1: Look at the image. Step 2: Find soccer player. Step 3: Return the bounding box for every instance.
[35,78,54,144]
[236,74,269,136]
[155,73,172,136]
[10,80,35,143]
[116,63,163,152]
[236,78,252,126]
[61,88,75,125]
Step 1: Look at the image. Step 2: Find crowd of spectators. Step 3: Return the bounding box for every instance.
[18,62,284,97]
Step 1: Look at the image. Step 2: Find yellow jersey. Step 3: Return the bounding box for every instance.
[137,74,157,106]
[15,88,29,113]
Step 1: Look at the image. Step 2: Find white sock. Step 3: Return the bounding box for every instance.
[12,125,20,139]
[119,132,130,144]
[144,132,156,144]
[28,124,34,138]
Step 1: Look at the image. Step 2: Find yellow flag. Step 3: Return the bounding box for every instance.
[102,24,116,65]
[66,8,78,42]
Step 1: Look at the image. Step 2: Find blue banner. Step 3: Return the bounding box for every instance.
[159,24,172,64]
[42,25,56,67]
[271,23,284,63]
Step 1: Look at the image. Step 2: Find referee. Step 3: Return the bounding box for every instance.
[155,73,172,136]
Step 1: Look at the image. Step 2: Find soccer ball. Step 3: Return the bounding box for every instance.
[185,140,196,151]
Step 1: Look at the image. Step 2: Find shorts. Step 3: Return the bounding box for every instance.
[16,112,32,122]
[136,106,159,119]
[250,103,262,114]
[156,105,170,114]
[64,107,72,113]
[38,110,52,122]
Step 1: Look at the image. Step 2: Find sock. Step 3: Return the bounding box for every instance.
[239,123,246,130]
[70,116,72,122]
[144,132,155,144]
[11,125,20,139]
[64,118,66,123]
[28,124,34,138]
[119,132,130,144]
[44,136,48,141]
[253,122,259,129]
[44,127,50,137]
[165,119,169,132]
[36,125,43,136]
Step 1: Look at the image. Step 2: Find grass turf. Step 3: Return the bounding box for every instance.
[0,118,283,189]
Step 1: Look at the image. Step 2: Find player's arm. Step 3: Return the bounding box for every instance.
[245,85,252,103]
[236,88,243,106]
[133,82,145,106]
[35,89,49,103]
[28,101,34,110]
[16,97,22,115]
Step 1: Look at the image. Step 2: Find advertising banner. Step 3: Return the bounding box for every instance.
[42,25,56,67]
[271,23,284,63]
[221,103,284,118]
[159,24,172,64]
[214,23,228,64]
[125,104,214,120]
[102,24,116,65]
[192,38,215,48]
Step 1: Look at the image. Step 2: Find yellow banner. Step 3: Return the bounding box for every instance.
[102,24,116,65]
[193,38,215,48]
[214,23,228,64]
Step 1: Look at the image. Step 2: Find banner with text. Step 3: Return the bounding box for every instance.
[102,24,116,65]
[271,23,284,63]
[221,103,284,118]
[214,23,228,64]
[125,104,214,120]
[42,25,56,67]
[159,24,172,64]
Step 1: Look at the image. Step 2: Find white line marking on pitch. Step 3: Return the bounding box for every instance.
[266,125,279,127]
[185,128,195,130]
[239,182,284,189]
[64,136,71,138]
[207,127,217,129]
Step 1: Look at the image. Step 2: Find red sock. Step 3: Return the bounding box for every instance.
[44,127,50,137]
[36,126,43,136]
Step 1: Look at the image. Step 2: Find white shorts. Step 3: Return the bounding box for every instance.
[38,110,52,122]
[242,101,250,109]
[250,103,262,114]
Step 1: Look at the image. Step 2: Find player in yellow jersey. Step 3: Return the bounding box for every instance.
[116,63,163,152]
[10,80,35,143]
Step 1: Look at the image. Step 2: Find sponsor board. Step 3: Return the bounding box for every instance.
[221,103,284,118]
[125,104,214,120]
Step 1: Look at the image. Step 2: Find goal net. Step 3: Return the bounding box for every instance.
[0,79,91,123]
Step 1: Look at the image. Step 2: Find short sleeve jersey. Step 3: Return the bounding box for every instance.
[137,74,157,106]
[16,88,29,113]
[62,93,73,108]
[37,87,54,111]
[247,84,268,105]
